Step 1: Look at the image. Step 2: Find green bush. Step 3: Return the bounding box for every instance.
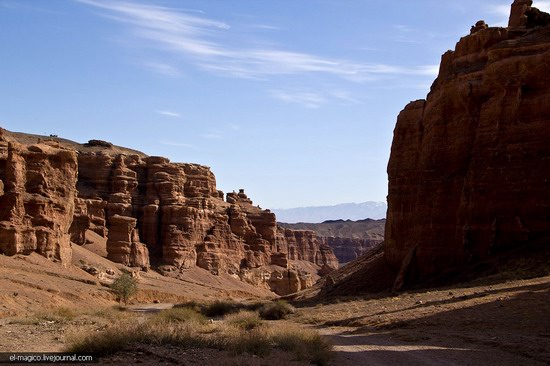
[110,273,138,305]
[259,300,295,320]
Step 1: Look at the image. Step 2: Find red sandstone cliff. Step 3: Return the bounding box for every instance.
[0,129,338,294]
[280,219,385,264]
[386,0,550,287]
[0,140,77,265]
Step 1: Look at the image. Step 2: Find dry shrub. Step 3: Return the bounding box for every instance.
[92,305,134,322]
[201,300,241,317]
[258,300,295,320]
[225,310,264,331]
[269,324,333,366]
[224,327,271,357]
[9,306,79,326]
[68,320,210,354]
[152,307,206,324]
[67,302,332,365]
[173,300,202,313]
[68,322,139,354]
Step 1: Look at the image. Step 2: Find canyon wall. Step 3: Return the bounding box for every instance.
[280,219,385,264]
[325,237,381,264]
[0,141,77,264]
[386,0,550,285]
[0,130,338,293]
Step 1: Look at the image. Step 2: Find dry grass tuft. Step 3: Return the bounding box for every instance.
[269,324,333,366]
[225,310,264,331]
[152,307,206,325]
[66,304,332,365]
[259,300,295,320]
[11,306,79,325]
[92,305,134,322]
[201,300,242,317]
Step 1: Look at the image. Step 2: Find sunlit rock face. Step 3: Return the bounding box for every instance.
[385,1,550,284]
[0,140,77,265]
[0,128,338,294]
[76,154,339,279]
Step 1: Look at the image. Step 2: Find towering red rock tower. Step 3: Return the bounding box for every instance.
[385,0,550,287]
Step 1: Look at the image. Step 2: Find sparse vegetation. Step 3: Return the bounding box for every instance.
[225,327,272,356]
[47,306,76,321]
[110,272,138,305]
[269,324,333,366]
[67,303,332,365]
[10,306,77,325]
[200,299,241,317]
[258,300,295,320]
[152,307,206,324]
[91,305,133,322]
[225,310,263,330]
[173,300,202,313]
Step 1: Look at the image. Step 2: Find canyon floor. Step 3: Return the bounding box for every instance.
[1,250,549,365]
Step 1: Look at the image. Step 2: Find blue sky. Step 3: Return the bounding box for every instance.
[1,0,547,209]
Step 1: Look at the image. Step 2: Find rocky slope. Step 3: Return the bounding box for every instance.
[280,219,385,263]
[386,0,550,288]
[0,128,338,295]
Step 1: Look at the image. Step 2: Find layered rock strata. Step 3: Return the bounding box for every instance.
[386,0,550,285]
[280,219,386,264]
[76,153,339,280]
[0,130,338,293]
[279,228,339,270]
[325,237,381,264]
[0,140,77,264]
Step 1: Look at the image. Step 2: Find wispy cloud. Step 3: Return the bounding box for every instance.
[227,123,241,131]
[142,61,183,77]
[269,88,363,108]
[159,140,193,148]
[415,65,439,76]
[202,132,223,139]
[270,90,326,108]
[248,23,281,30]
[76,0,437,82]
[329,90,363,105]
[157,110,181,117]
[394,24,413,32]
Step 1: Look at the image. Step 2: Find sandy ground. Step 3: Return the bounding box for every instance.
[0,243,274,317]
[317,326,546,366]
[294,275,550,365]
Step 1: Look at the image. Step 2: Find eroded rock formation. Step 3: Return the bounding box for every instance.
[279,228,339,270]
[324,237,378,264]
[280,219,386,264]
[0,129,338,293]
[0,139,77,264]
[386,0,550,286]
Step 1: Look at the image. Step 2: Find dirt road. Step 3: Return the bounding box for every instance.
[317,325,546,366]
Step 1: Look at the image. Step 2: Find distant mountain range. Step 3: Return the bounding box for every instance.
[272,201,387,224]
